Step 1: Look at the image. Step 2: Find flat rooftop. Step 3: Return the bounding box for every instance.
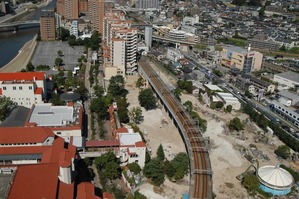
[119,133,142,146]
[0,167,17,199]
[204,84,223,91]
[28,103,80,127]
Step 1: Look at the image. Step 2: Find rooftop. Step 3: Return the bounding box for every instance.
[278,90,299,100]
[204,84,223,91]
[119,133,142,146]
[275,71,299,83]
[0,72,45,82]
[28,103,81,127]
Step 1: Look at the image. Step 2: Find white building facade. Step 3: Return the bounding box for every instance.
[145,26,152,49]
[0,72,46,108]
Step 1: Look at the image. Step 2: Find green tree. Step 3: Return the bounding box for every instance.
[0,96,17,121]
[94,151,119,169]
[170,153,189,181]
[104,161,121,180]
[128,106,143,124]
[55,57,63,66]
[173,87,182,101]
[229,117,244,131]
[26,62,35,71]
[242,174,260,196]
[190,111,207,132]
[68,35,77,46]
[138,89,157,110]
[164,160,175,178]
[127,191,147,199]
[274,145,291,159]
[156,144,165,161]
[127,162,141,174]
[136,77,145,89]
[177,79,193,93]
[143,158,165,186]
[57,27,70,41]
[116,97,129,123]
[279,44,287,52]
[57,50,63,57]
[183,100,193,113]
[226,105,233,113]
[108,75,128,97]
[50,93,65,105]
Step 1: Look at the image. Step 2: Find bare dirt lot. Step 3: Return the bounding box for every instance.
[125,69,286,199]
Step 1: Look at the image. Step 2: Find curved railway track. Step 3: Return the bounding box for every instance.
[139,60,212,199]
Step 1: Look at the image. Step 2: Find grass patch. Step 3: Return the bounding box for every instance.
[217,37,247,47]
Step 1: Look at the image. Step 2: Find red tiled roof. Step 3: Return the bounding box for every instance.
[0,88,2,95]
[0,72,45,81]
[85,140,120,147]
[0,127,54,144]
[57,181,74,199]
[0,145,51,155]
[77,182,101,199]
[34,87,43,95]
[135,141,146,147]
[8,164,59,199]
[116,127,128,133]
[103,192,114,199]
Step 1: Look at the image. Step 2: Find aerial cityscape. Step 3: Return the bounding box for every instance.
[0,0,299,198]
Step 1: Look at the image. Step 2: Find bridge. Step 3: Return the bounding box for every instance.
[137,31,197,45]
[138,60,212,199]
[0,20,40,32]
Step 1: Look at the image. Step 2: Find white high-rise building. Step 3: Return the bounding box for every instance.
[70,20,79,38]
[145,26,152,49]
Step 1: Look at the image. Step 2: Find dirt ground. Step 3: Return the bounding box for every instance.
[125,67,287,199]
[126,76,189,199]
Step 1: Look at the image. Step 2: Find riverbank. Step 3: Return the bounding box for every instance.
[0,35,37,72]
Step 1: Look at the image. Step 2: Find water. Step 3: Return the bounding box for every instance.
[0,0,56,67]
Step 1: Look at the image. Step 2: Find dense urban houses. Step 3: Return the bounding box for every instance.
[0,72,46,108]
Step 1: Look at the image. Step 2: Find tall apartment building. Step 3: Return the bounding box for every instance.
[145,26,152,49]
[220,45,263,73]
[70,20,79,38]
[56,0,79,20]
[88,0,105,34]
[0,72,46,108]
[40,10,56,41]
[79,0,88,14]
[103,11,137,78]
[136,0,159,9]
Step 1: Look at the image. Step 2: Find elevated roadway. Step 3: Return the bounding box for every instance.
[137,31,197,45]
[138,60,212,199]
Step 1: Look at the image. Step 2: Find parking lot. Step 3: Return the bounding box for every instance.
[31,41,85,71]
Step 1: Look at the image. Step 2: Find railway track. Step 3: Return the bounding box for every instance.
[139,60,212,199]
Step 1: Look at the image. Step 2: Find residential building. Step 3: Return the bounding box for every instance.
[25,103,84,148]
[166,48,184,62]
[236,74,275,94]
[0,127,102,199]
[88,0,105,34]
[273,71,299,89]
[247,38,280,51]
[70,20,79,38]
[0,72,46,108]
[220,46,263,73]
[145,26,152,49]
[182,15,199,25]
[40,10,56,41]
[108,103,146,168]
[168,30,186,40]
[79,0,88,14]
[56,0,79,20]
[181,25,197,34]
[136,0,159,9]
[103,11,137,78]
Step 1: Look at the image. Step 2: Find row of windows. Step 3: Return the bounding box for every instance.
[276,106,298,121]
[3,86,33,90]
[1,143,38,146]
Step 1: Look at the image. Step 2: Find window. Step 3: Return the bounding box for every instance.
[19,86,22,90]
[3,87,6,90]
[13,86,16,90]
[57,132,61,135]
[29,86,32,90]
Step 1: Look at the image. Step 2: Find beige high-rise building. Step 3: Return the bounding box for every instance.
[56,0,79,20]
[40,10,56,41]
[88,0,105,34]
[103,11,138,79]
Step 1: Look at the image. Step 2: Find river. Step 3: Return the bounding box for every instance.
[0,0,56,68]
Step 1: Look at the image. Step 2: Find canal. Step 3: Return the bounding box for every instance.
[0,0,56,67]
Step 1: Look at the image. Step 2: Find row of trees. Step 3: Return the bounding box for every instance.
[143,144,189,185]
[243,104,268,131]
[183,100,207,132]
